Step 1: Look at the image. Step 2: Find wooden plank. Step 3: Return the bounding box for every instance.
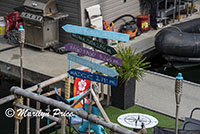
[107,85,111,106]
[90,88,110,123]
[11,87,137,134]
[68,69,118,86]
[65,43,122,66]
[72,34,116,55]
[39,122,57,132]
[71,90,91,108]
[68,53,118,77]
[41,88,61,97]
[62,24,129,42]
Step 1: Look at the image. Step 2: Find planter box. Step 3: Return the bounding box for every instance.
[111,77,136,110]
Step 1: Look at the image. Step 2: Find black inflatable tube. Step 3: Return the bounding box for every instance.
[155,18,200,58]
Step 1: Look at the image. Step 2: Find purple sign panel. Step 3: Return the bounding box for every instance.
[65,43,122,66]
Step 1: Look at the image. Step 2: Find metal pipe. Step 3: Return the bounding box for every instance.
[90,88,110,122]
[0,73,68,105]
[11,87,136,134]
[13,102,61,123]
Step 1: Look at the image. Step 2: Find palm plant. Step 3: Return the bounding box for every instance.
[109,46,150,83]
[110,46,150,109]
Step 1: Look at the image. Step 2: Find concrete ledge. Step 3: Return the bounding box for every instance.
[136,71,200,120]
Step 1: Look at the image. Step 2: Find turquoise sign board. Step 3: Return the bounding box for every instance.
[68,53,118,77]
[62,24,130,42]
[65,43,122,66]
[72,34,117,55]
[68,69,118,86]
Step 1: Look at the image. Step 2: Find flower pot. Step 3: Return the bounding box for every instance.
[111,77,136,110]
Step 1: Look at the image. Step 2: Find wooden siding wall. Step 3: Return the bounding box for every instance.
[0,0,24,16]
[56,0,81,45]
[80,0,141,30]
[0,0,82,45]
[0,0,142,45]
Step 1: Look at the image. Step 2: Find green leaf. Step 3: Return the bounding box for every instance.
[108,46,151,83]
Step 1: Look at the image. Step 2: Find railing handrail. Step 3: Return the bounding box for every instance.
[11,86,137,134]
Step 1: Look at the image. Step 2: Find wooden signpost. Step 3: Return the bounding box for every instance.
[62,24,130,42]
[65,43,122,66]
[68,53,118,77]
[71,34,117,55]
[68,69,118,87]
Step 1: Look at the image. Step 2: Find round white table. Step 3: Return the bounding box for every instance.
[117,113,158,129]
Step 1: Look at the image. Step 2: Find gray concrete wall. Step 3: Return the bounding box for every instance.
[136,71,200,120]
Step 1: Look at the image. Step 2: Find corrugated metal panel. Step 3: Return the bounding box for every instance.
[80,0,141,30]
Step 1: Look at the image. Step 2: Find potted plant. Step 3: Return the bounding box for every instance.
[109,46,150,109]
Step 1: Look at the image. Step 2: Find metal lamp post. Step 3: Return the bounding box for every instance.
[175,73,183,134]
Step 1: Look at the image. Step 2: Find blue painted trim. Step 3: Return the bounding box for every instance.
[68,53,118,77]
[47,119,50,125]
[176,73,183,80]
[62,24,129,42]
[66,95,82,102]
[68,60,71,78]
[54,87,59,95]
[18,25,24,31]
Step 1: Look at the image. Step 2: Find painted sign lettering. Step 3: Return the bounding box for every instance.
[68,69,118,86]
[68,53,118,77]
[65,43,122,66]
[72,34,116,55]
[62,24,129,42]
